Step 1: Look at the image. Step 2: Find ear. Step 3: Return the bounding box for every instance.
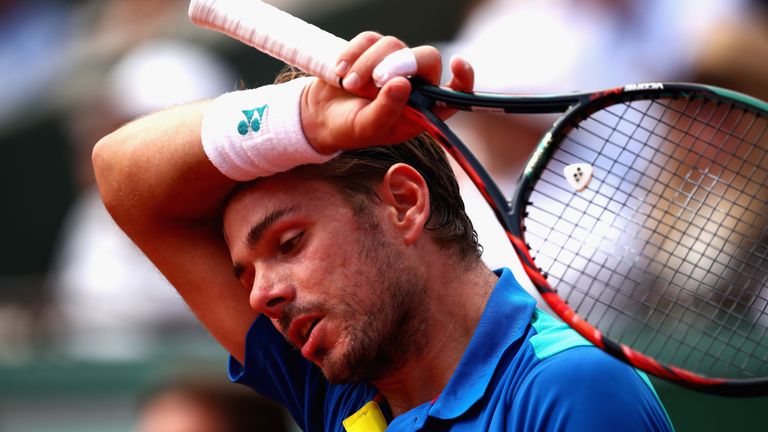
[377,163,430,245]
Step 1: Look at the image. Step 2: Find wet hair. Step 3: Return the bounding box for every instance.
[229,66,481,259]
[293,134,482,260]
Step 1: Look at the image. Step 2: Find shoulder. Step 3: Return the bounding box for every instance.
[511,346,673,431]
[524,345,643,393]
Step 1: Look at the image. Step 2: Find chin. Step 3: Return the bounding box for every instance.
[317,348,358,384]
[322,369,354,384]
[319,361,356,384]
[322,347,397,385]
[317,346,373,384]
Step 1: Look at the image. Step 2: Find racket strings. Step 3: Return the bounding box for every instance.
[605,100,768,374]
[524,94,768,378]
[630,101,768,344]
[593,100,768,312]
[600,101,768,374]
[563,99,739,359]
[540,100,731,315]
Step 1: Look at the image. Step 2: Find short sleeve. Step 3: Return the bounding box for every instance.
[510,346,674,432]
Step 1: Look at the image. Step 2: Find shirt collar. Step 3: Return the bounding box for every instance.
[427,267,536,419]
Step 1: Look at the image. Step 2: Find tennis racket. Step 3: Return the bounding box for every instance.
[189,0,768,397]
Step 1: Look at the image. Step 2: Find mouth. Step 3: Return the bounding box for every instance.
[303,318,321,344]
[288,315,322,350]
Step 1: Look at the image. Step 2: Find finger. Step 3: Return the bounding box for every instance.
[445,54,474,92]
[411,45,442,85]
[351,77,413,145]
[373,45,443,87]
[342,35,407,94]
[336,31,383,78]
[433,55,475,120]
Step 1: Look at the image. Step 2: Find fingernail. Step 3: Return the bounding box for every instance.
[336,60,349,76]
[342,72,360,91]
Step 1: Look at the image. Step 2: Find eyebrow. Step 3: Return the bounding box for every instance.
[232,206,298,280]
[245,206,298,250]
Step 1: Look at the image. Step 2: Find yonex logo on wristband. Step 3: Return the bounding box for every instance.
[237,105,268,135]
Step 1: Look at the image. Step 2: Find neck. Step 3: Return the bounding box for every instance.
[372,258,498,416]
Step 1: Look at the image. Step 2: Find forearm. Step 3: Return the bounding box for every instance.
[89,35,473,364]
[93,101,237,234]
[93,101,256,362]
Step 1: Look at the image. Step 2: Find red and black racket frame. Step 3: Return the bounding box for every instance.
[405,80,768,397]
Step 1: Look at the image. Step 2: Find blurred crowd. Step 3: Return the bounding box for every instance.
[440,0,768,273]
[136,373,292,432]
[0,0,766,430]
[1,0,236,363]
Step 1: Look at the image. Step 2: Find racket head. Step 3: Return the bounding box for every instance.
[185,1,768,394]
[506,83,768,396]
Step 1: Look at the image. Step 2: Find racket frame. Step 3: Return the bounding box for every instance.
[408,81,768,397]
[188,0,768,397]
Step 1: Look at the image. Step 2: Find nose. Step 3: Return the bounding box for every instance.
[249,271,296,319]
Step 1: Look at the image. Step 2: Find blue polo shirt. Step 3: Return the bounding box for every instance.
[229,268,673,431]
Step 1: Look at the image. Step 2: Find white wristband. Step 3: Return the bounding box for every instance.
[201,76,338,181]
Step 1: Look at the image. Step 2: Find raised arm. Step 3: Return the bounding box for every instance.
[92,100,254,360]
[93,34,472,363]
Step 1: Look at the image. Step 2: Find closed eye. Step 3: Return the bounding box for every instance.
[278,230,304,255]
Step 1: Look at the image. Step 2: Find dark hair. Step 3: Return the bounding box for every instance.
[294,136,481,259]
[273,66,481,259]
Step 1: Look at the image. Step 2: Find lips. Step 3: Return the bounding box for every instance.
[287,314,322,350]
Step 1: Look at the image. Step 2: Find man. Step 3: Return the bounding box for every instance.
[94,33,673,431]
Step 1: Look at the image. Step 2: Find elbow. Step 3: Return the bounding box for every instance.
[92,131,126,217]
[91,134,109,186]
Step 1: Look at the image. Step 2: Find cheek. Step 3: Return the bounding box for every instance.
[306,230,362,267]
[286,236,347,299]
[299,234,371,300]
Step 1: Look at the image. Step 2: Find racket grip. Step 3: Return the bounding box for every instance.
[188,0,347,86]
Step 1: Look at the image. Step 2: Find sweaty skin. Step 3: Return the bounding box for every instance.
[93,33,478,416]
[223,175,430,383]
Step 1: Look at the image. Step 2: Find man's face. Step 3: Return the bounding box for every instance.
[223,174,428,383]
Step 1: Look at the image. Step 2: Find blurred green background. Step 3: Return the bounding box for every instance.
[1,0,766,430]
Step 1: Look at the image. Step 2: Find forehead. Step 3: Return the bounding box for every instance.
[222,175,349,233]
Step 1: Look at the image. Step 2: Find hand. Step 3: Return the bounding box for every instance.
[301,32,474,154]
